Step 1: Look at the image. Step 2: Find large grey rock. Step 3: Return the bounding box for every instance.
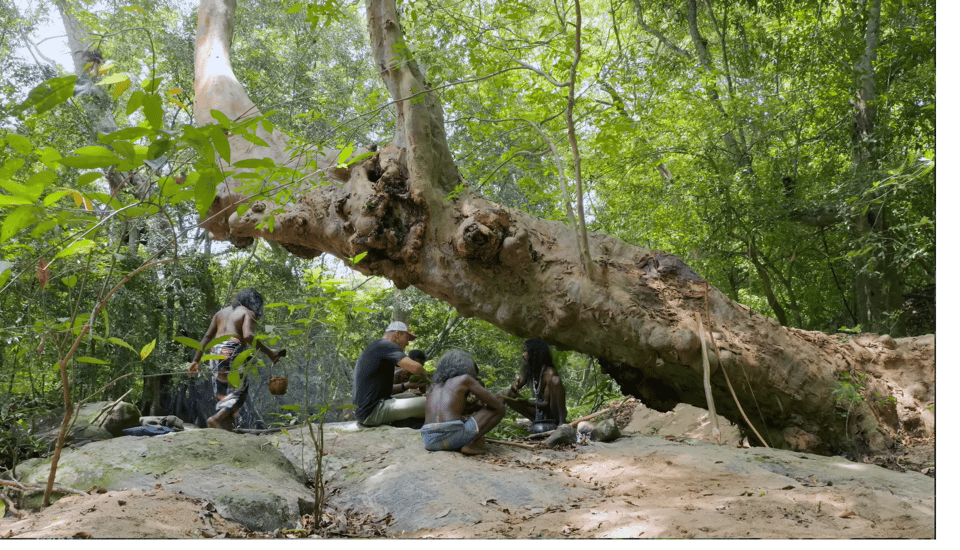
[544,424,577,448]
[268,422,597,534]
[34,402,117,445]
[16,429,312,532]
[101,402,141,437]
[591,418,621,442]
[10,415,934,539]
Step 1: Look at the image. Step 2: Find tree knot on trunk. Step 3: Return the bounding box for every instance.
[641,252,705,283]
[348,156,428,276]
[454,206,510,263]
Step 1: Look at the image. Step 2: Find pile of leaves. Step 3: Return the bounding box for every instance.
[241,507,392,539]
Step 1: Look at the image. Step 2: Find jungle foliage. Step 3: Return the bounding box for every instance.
[0,0,935,459]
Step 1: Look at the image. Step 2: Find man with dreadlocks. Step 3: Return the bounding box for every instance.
[421,350,505,455]
[502,338,568,428]
[188,288,285,430]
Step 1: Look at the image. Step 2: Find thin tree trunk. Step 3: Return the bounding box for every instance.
[850,0,902,336]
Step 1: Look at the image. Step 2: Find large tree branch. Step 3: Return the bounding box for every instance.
[193,0,930,455]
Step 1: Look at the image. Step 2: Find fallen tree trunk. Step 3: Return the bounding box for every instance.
[193,0,934,456]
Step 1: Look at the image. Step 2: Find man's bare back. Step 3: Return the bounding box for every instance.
[422,351,504,455]
[186,289,284,431]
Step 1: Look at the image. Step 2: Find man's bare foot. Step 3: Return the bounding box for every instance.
[206,412,233,431]
[460,439,487,455]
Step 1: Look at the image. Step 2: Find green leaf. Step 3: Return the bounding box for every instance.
[76,356,109,365]
[210,110,231,127]
[1,158,25,178]
[0,179,40,202]
[232,158,275,169]
[113,140,136,159]
[62,275,77,288]
[140,338,157,360]
[43,189,76,206]
[241,133,269,147]
[6,134,32,155]
[232,348,254,366]
[143,94,163,129]
[39,147,62,168]
[78,172,102,187]
[97,74,129,86]
[60,146,122,169]
[107,337,138,354]
[182,125,215,162]
[30,219,58,238]
[1,206,38,242]
[100,127,152,143]
[174,336,203,350]
[347,151,375,165]
[17,75,77,115]
[228,371,241,387]
[337,144,354,166]
[141,77,163,93]
[209,128,231,163]
[286,4,303,14]
[194,172,217,217]
[147,138,172,161]
[350,251,367,265]
[54,239,96,259]
[126,90,144,116]
[280,404,302,411]
[0,195,31,206]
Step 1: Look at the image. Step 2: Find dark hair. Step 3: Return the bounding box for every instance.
[432,350,478,386]
[232,288,264,320]
[408,349,427,364]
[523,338,554,383]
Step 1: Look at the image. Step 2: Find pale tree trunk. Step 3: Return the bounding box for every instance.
[193,0,933,455]
[851,0,903,336]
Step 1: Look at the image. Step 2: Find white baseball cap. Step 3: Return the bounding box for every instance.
[385,321,417,340]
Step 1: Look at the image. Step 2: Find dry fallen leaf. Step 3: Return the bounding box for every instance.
[37,259,50,290]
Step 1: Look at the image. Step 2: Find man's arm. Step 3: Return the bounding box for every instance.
[188,315,221,373]
[241,312,286,364]
[254,338,285,363]
[397,356,427,377]
[504,372,527,398]
[466,378,505,414]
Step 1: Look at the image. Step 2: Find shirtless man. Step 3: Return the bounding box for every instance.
[502,338,567,427]
[187,288,285,430]
[421,350,504,455]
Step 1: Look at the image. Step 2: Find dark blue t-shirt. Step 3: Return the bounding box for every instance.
[353,339,406,421]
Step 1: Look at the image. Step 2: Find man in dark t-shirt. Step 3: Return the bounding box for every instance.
[353,321,429,426]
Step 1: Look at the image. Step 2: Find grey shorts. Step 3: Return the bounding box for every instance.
[420,417,479,451]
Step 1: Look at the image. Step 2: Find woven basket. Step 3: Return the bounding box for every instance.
[268,376,288,396]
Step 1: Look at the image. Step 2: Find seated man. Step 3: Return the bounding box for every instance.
[394,349,428,395]
[421,350,505,455]
[502,338,567,428]
[353,321,429,426]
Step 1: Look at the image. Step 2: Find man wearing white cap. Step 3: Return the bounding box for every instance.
[353,321,430,426]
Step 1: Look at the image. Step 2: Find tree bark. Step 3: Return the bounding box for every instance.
[192,0,933,455]
[850,0,903,336]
